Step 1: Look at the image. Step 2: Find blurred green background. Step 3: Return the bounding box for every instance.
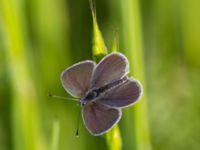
[0,0,200,150]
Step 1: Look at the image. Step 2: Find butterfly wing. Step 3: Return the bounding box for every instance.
[99,78,142,108]
[61,61,96,98]
[91,52,129,88]
[82,101,121,136]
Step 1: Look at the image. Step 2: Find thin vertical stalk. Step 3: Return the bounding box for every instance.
[105,33,122,150]
[91,2,122,149]
[0,0,47,150]
[180,0,200,67]
[120,0,152,150]
[51,118,60,150]
[91,1,107,62]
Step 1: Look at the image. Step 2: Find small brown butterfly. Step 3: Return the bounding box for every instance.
[61,52,142,136]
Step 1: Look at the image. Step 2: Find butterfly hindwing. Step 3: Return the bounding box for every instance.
[99,78,142,108]
[82,101,121,136]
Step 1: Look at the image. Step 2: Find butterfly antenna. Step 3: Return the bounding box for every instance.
[48,93,79,102]
[75,108,82,137]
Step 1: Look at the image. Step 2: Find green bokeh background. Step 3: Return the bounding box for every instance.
[0,0,200,150]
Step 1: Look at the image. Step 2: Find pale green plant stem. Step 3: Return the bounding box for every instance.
[91,3,122,149]
[51,118,60,150]
[120,0,152,149]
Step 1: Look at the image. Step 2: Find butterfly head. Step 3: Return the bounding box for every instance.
[80,89,99,105]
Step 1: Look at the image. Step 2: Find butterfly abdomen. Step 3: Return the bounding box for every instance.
[97,76,128,94]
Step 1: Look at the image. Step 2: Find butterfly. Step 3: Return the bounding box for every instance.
[60,52,142,136]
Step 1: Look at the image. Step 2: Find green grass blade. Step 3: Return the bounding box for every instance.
[180,0,200,67]
[120,0,152,149]
[91,3,122,150]
[91,1,107,62]
[105,33,122,150]
[0,0,47,150]
[105,126,122,150]
[111,32,119,52]
[51,118,60,150]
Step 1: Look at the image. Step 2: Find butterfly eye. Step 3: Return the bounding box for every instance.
[92,90,99,97]
[85,90,99,100]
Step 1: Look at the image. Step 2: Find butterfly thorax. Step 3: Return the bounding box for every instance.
[80,76,128,105]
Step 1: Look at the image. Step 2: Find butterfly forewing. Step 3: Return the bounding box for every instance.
[99,78,142,108]
[61,61,96,98]
[82,102,121,136]
[91,52,129,88]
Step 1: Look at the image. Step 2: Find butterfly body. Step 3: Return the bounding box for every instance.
[61,52,142,136]
[81,76,128,106]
